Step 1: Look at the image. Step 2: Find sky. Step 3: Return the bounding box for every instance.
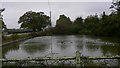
[1,1,113,29]
[1,0,113,2]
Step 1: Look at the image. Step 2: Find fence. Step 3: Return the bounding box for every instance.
[1,50,120,66]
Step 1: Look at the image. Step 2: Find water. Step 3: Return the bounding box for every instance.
[2,35,120,59]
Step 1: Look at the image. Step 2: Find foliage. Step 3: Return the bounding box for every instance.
[110,1,120,15]
[54,14,72,35]
[16,1,120,37]
[18,11,51,32]
[71,17,83,34]
[84,14,100,35]
[53,1,120,37]
[2,21,7,29]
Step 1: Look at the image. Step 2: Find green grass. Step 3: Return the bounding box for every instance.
[2,33,30,44]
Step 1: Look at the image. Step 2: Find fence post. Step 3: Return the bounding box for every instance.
[76,50,81,66]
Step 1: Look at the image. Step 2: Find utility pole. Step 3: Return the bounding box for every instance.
[48,0,52,27]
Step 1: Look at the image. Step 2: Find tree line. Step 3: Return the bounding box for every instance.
[3,1,119,37]
[51,1,120,37]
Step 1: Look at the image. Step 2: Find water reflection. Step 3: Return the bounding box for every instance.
[2,43,20,58]
[2,35,120,59]
[100,45,120,56]
[20,43,49,54]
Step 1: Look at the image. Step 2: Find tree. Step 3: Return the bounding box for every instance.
[18,11,51,32]
[55,14,72,34]
[109,1,120,36]
[97,1,120,36]
[2,21,7,30]
[52,1,120,36]
[110,1,120,15]
[71,17,83,34]
[84,14,100,35]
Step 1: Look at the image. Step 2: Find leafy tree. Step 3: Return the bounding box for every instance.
[71,17,83,34]
[84,14,100,35]
[109,1,120,36]
[96,1,120,36]
[55,14,72,34]
[2,21,7,30]
[53,1,120,37]
[18,11,51,32]
[110,1,120,15]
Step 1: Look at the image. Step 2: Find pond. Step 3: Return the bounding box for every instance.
[2,35,120,59]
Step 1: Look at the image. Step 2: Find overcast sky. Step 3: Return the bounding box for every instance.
[1,0,112,2]
[2,2,112,29]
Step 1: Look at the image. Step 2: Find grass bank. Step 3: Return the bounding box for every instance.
[2,31,52,46]
[2,33,36,46]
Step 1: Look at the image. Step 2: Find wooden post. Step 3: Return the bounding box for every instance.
[76,50,81,66]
